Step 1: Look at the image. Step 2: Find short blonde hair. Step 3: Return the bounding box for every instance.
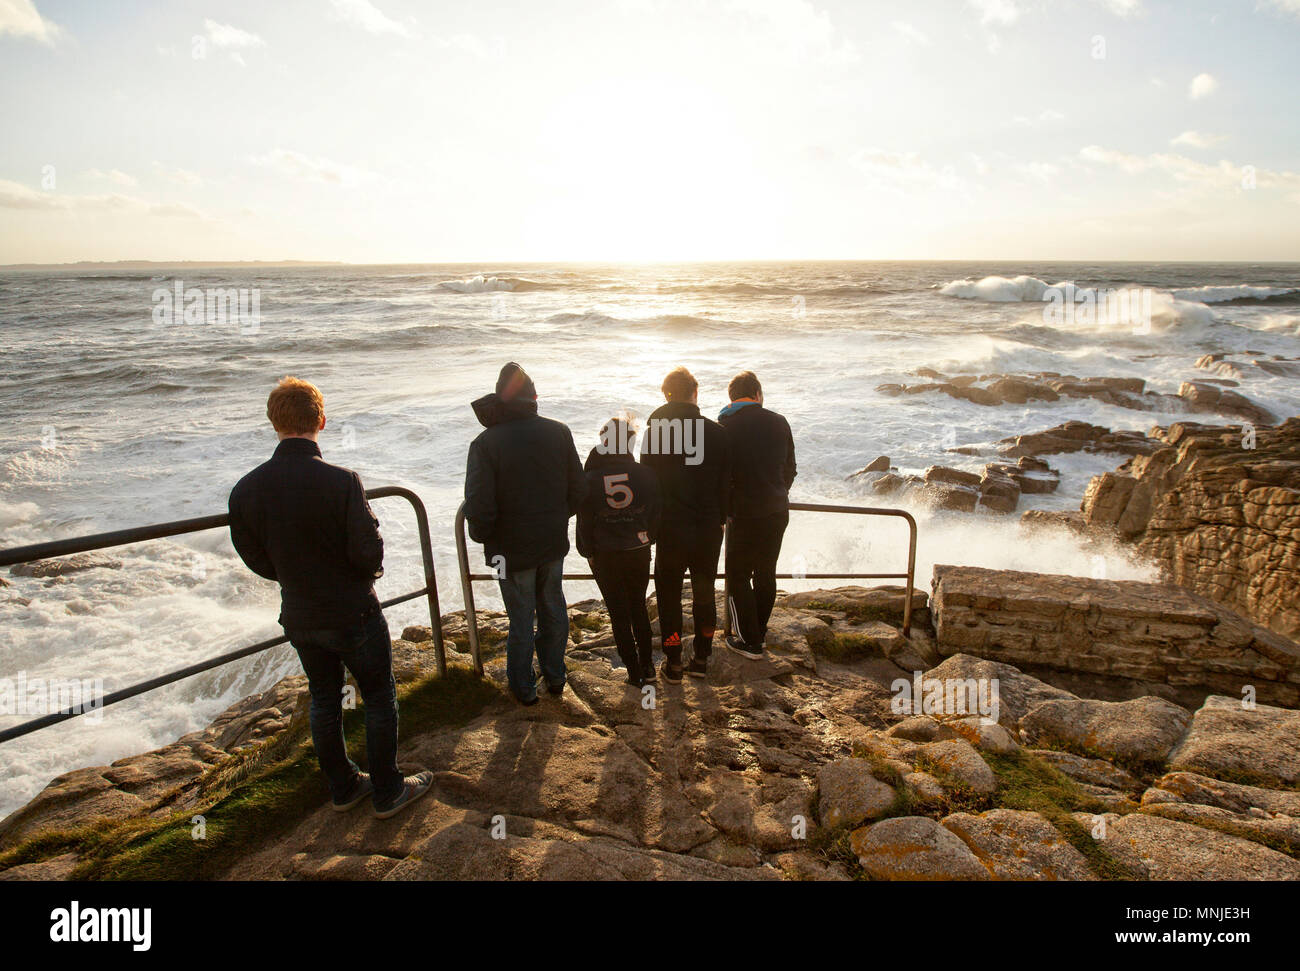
[267,376,324,435]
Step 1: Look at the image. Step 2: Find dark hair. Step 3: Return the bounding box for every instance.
[727,371,761,401]
[661,366,698,402]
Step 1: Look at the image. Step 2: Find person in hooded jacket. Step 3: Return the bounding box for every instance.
[465,363,586,704]
[576,416,662,686]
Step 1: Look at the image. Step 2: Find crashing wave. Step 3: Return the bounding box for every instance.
[938,275,1063,302]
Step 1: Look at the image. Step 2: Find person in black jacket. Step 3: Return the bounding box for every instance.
[465,363,586,704]
[719,370,797,658]
[641,366,730,683]
[577,416,662,686]
[229,377,432,819]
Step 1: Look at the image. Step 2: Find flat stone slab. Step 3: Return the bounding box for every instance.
[817,758,896,828]
[1168,695,1300,786]
[1020,696,1191,765]
[1090,811,1300,880]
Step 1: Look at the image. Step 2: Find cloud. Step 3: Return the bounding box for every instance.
[0,0,60,43]
[1170,130,1227,149]
[968,0,1021,25]
[1014,161,1060,183]
[248,148,375,186]
[202,19,265,49]
[1098,0,1143,15]
[1188,72,1218,99]
[85,168,137,187]
[328,0,413,37]
[153,163,204,186]
[852,148,963,193]
[1079,144,1300,201]
[891,21,931,45]
[0,178,210,217]
[1258,0,1300,19]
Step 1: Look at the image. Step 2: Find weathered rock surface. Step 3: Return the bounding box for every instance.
[1168,695,1300,786]
[1020,696,1191,765]
[850,815,992,880]
[4,582,1297,883]
[817,758,896,827]
[932,565,1300,708]
[1080,418,1300,640]
[942,809,1095,880]
[1090,811,1300,880]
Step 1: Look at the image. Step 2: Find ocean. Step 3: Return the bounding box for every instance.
[1,260,1298,816]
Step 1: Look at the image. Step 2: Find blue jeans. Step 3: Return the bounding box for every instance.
[286,612,402,804]
[498,558,568,702]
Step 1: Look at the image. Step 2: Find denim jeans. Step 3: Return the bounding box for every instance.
[286,612,402,805]
[498,558,568,702]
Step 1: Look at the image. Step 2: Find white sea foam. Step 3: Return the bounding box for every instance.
[939,274,1062,302]
[1172,285,1300,303]
[439,275,517,293]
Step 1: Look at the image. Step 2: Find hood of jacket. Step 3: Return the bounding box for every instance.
[472,392,539,429]
[584,445,639,471]
[719,398,760,420]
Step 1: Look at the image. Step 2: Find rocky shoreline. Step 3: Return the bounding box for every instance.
[2,568,1297,881]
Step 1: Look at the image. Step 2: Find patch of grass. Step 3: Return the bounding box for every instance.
[802,599,901,625]
[983,749,1143,880]
[570,613,608,633]
[450,626,508,658]
[0,666,501,881]
[1022,734,1164,782]
[806,627,883,662]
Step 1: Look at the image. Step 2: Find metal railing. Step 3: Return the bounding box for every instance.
[454,500,918,674]
[0,486,446,745]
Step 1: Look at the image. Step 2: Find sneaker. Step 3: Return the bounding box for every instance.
[660,658,684,684]
[725,634,764,660]
[685,656,709,679]
[547,682,565,697]
[516,693,540,706]
[332,772,374,812]
[641,659,657,683]
[625,673,644,687]
[373,771,435,820]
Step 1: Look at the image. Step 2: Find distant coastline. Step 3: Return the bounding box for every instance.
[0,260,348,271]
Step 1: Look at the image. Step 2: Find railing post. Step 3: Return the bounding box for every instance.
[453,502,484,676]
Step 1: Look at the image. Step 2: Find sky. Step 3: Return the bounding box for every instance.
[1,0,1298,263]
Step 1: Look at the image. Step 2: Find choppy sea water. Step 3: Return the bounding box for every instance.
[1,260,1298,816]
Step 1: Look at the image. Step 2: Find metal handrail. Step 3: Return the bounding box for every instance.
[0,486,445,745]
[453,499,918,675]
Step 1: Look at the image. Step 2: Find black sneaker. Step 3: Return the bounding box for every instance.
[685,656,708,679]
[641,659,657,683]
[547,682,565,697]
[660,658,684,684]
[625,673,644,687]
[725,635,764,660]
[372,771,434,819]
[332,772,374,812]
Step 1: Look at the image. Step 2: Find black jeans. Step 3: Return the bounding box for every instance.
[590,546,653,676]
[726,510,789,647]
[654,525,724,663]
[286,612,402,804]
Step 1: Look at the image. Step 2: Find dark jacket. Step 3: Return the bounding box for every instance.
[228,438,383,630]
[718,401,797,519]
[576,447,662,557]
[639,400,730,538]
[465,393,586,572]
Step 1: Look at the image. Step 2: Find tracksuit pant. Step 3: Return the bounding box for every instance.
[725,510,789,648]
